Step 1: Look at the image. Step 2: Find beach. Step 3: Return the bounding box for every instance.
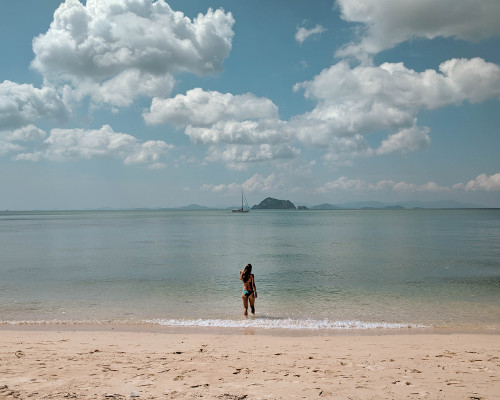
[1,327,498,399]
[1,210,499,398]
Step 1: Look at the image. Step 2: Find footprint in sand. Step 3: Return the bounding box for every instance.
[0,385,21,398]
[232,368,251,375]
[436,351,456,358]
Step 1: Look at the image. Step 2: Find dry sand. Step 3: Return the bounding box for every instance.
[0,328,498,399]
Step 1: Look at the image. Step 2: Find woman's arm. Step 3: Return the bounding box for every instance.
[252,274,257,298]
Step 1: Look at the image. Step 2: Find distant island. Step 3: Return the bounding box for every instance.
[252,197,297,210]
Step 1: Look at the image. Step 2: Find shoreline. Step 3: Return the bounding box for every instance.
[1,321,499,336]
[1,328,498,399]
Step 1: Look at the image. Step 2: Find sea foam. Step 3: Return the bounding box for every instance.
[143,317,426,330]
[0,317,427,330]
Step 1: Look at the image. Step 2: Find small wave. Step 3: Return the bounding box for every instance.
[0,318,428,330]
[0,319,112,325]
[143,318,427,330]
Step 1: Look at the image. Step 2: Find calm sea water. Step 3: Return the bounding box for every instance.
[1,209,499,331]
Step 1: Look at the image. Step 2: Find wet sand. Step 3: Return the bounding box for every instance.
[0,328,498,399]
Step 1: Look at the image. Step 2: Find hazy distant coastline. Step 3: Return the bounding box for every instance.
[116,198,492,211]
[2,198,493,213]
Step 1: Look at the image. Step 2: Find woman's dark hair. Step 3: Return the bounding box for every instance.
[241,263,252,283]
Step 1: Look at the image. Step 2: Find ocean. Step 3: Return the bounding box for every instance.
[1,209,499,332]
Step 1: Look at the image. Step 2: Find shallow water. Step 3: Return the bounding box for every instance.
[1,209,499,331]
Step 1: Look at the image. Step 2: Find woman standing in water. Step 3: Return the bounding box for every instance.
[240,263,257,316]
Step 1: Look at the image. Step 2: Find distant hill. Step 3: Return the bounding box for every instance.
[177,204,212,210]
[310,203,343,210]
[397,200,484,209]
[310,200,485,210]
[252,197,296,210]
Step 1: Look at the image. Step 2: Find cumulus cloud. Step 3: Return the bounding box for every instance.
[144,88,299,166]
[316,173,500,194]
[185,119,291,145]
[0,81,69,130]
[3,125,47,143]
[465,173,500,191]
[243,173,279,192]
[71,70,175,108]
[0,141,24,157]
[200,173,279,194]
[32,0,234,106]
[200,182,239,192]
[316,177,451,194]
[295,24,326,44]
[295,58,500,117]
[336,0,500,59]
[376,126,430,155]
[392,181,451,193]
[292,58,500,155]
[15,124,173,167]
[316,177,369,193]
[0,125,46,158]
[319,135,373,166]
[144,88,278,127]
[205,144,300,169]
[142,57,500,167]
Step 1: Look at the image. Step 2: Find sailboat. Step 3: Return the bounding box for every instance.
[232,190,250,213]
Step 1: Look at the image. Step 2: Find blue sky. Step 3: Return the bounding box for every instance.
[1,0,499,209]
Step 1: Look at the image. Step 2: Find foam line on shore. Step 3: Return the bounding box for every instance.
[1,317,428,330]
[143,318,427,330]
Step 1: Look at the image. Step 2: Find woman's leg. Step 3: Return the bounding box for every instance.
[249,294,255,314]
[241,293,248,315]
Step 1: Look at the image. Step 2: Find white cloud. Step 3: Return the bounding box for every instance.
[242,173,279,192]
[320,135,373,166]
[315,177,447,194]
[0,141,24,157]
[0,125,46,158]
[0,81,69,130]
[376,126,430,155]
[316,176,369,193]
[336,0,500,59]
[200,173,279,193]
[32,0,234,107]
[15,124,173,167]
[292,58,500,157]
[145,88,297,167]
[316,173,500,194]
[295,24,326,44]
[71,70,175,108]
[205,144,300,169]
[143,57,500,167]
[123,140,172,166]
[295,58,500,117]
[185,119,291,145]
[439,58,500,103]
[200,183,239,192]
[392,181,451,193]
[465,173,500,191]
[144,88,278,127]
[2,125,47,143]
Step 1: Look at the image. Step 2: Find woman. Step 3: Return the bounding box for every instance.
[240,263,257,316]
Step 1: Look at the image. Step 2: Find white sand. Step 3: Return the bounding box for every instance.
[0,328,499,399]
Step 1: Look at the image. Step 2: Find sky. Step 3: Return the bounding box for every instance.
[1,0,500,210]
